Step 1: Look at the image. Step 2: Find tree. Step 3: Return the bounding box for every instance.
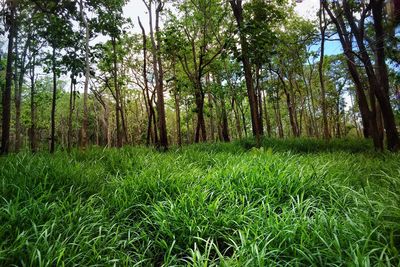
[229,0,261,145]
[1,0,16,155]
[165,0,230,143]
[143,0,168,150]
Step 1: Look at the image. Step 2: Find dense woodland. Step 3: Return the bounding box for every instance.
[0,0,399,154]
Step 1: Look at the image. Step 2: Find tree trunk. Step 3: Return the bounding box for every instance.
[147,0,168,150]
[14,31,22,152]
[323,2,378,144]
[1,0,16,155]
[112,37,123,148]
[220,95,230,142]
[67,76,75,152]
[50,46,57,153]
[174,90,182,146]
[255,65,264,135]
[80,0,90,149]
[319,5,330,140]
[262,90,272,137]
[208,93,215,142]
[275,89,284,138]
[371,0,399,151]
[194,79,207,143]
[229,0,261,145]
[29,55,36,153]
[232,97,242,139]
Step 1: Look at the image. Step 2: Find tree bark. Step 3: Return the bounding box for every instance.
[29,54,36,153]
[1,0,16,155]
[232,97,242,139]
[50,46,57,153]
[229,0,261,145]
[262,90,272,137]
[67,76,75,152]
[80,0,90,149]
[323,2,380,147]
[147,0,168,150]
[112,37,123,148]
[371,0,399,151]
[319,4,330,140]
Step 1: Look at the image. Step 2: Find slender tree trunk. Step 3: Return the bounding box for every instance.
[104,103,111,147]
[138,17,157,146]
[209,93,215,142]
[170,56,181,146]
[194,78,207,143]
[335,93,341,138]
[174,90,182,146]
[185,101,190,143]
[275,89,284,138]
[1,0,16,155]
[80,0,90,149]
[29,55,36,153]
[67,76,75,152]
[262,90,272,137]
[120,94,129,143]
[319,5,330,140]
[112,37,122,148]
[14,31,22,152]
[232,97,242,139]
[237,101,248,138]
[220,95,230,142]
[277,72,299,137]
[50,46,57,153]
[255,65,264,135]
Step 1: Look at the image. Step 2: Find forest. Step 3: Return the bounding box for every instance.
[0,0,400,266]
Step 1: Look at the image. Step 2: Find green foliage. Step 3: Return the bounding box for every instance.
[1,140,399,266]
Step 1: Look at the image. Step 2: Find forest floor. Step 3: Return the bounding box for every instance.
[1,138,400,266]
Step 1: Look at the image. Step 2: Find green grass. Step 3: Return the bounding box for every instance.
[1,138,400,266]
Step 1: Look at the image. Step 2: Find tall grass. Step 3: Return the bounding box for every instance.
[1,139,399,266]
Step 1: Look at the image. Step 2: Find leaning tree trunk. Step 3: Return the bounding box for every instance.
[341,0,391,151]
[323,2,376,142]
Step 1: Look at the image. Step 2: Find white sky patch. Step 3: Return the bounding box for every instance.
[124,1,149,33]
[294,0,319,21]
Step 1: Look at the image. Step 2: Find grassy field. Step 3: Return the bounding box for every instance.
[1,138,400,266]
